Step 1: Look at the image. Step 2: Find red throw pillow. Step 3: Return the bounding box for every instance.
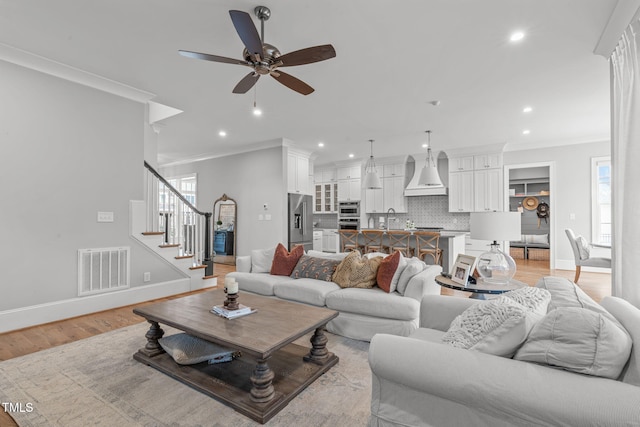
[376,251,401,293]
[270,243,305,276]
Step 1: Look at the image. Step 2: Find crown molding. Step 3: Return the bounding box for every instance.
[594,0,640,57]
[0,42,155,103]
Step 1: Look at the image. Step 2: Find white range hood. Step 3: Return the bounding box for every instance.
[404,152,449,197]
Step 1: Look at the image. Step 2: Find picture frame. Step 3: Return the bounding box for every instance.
[452,262,472,286]
[450,254,477,277]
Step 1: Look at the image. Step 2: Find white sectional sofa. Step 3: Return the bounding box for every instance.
[368,277,640,426]
[226,250,442,342]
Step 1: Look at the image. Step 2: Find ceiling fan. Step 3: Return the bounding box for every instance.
[179,6,336,96]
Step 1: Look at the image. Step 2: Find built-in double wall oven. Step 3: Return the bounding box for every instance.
[338,201,360,230]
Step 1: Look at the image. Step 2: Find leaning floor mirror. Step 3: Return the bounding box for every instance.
[213,194,237,265]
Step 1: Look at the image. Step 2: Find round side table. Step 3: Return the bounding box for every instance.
[435,275,527,299]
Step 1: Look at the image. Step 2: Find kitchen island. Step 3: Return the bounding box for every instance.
[344,229,467,273]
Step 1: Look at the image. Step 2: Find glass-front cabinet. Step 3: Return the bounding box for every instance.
[313,180,338,213]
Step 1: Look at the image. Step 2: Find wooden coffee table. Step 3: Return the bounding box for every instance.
[133,288,339,424]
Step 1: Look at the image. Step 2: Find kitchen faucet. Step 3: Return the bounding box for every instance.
[385,208,396,231]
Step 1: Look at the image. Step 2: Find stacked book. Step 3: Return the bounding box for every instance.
[211,304,255,319]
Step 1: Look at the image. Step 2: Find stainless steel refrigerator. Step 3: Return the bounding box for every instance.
[288,193,313,252]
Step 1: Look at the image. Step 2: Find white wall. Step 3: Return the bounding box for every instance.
[504,140,610,268]
[160,145,288,257]
[0,59,183,312]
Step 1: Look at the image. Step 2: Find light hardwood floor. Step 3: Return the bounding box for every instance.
[0,261,611,426]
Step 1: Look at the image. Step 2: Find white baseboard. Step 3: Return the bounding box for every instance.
[0,279,190,334]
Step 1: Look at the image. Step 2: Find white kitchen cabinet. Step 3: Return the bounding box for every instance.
[288,152,310,194]
[337,165,361,180]
[322,168,337,182]
[322,229,338,253]
[464,235,493,258]
[448,171,474,212]
[382,175,407,213]
[382,163,405,177]
[474,168,503,212]
[314,182,338,213]
[313,230,323,251]
[449,156,474,172]
[365,188,384,213]
[338,177,361,201]
[474,153,502,170]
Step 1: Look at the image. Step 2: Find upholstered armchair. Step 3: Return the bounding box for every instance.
[565,228,611,283]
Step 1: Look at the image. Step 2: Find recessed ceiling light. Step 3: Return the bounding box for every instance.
[253,108,262,116]
[522,129,531,135]
[348,153,354,158]
[510,31,525,42]
[523,106,533,113]
[218,130,227,137]
[318,142,325,147]
[422,143,428,148]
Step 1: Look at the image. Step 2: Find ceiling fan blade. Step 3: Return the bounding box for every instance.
[233,72,260,94]
[278,44,336,67]
[270,71,314,95]
[229,10,263,57]
[178,50,248,66]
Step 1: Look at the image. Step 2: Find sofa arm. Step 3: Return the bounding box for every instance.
[419,294,479,330]
[369,334,640,426]
[403,264,442,302]
[235,255,251,273]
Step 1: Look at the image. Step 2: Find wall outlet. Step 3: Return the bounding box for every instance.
[143,272,151,282]
[97,211,114,222]
[569,213,576,220]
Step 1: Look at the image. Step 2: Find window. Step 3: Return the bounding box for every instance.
[159,173,197,224]
[591,157,611,244]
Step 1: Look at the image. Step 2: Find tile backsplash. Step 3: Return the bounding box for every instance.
[313,195,470,231]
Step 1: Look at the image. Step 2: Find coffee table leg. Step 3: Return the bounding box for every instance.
[303,325,330,365]
[139,320,165,357]
[250,358,275,403]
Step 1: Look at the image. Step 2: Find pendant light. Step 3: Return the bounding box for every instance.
[418,130,443,186]
[363,139,382,189]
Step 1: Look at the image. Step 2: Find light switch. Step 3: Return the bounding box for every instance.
[569,213,576,220]
[265,214,272,221]
[258,214,264,221]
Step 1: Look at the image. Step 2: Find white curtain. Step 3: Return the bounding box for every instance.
[611,17,640,307]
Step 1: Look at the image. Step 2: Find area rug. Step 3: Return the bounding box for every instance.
[0,323,372,426]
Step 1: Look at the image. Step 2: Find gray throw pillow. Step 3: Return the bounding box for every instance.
[396,257,426,295]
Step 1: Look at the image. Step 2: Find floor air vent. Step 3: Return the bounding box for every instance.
[78,247,130,296]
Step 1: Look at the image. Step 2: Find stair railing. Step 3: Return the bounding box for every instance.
[143,161,213,276]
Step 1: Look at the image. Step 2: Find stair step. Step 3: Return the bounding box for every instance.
[142,231,164,236]
[175,255,194,260]
[159,244,180,248]
[203,275,218,280]
[189,265,207,270]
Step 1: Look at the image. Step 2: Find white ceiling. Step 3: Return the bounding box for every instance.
[0,0,623,166]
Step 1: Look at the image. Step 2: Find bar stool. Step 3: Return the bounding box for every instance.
[414,230,443,265]
[385,230,413,257]
[361,229,385,254]
[339,230,364,253]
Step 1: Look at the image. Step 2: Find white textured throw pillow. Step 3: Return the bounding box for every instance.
[442,296,545,357]
[251,246,277,273]
[158,333,234,365]
[395,257,425,295]
[576,236,591,260]
[502,287,551,315]
[515,307,632,379]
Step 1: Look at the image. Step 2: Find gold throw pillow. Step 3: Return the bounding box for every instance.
[332,251,383,289]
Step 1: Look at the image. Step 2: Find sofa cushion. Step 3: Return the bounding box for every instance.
[251,246,276,273]
[226,272,294,296]
[442,295,544,357]
[409,327,447,343]
[270,243,304,276]
[306,250,349,261]
[601,296,640,386]
[376,251,402,293]
[396,257,426,296]
[290,255,340,281]
[535,276,613,318]
[332,251,383,289]
[514,307,632,379]
[273,278,340,307]
[325,287,420,321]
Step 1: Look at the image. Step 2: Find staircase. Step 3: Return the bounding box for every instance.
[129,162,217,290]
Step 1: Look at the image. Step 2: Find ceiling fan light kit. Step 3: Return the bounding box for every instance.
[179,6,336,95]
[364,139,383,189]
[418,130,444,187]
